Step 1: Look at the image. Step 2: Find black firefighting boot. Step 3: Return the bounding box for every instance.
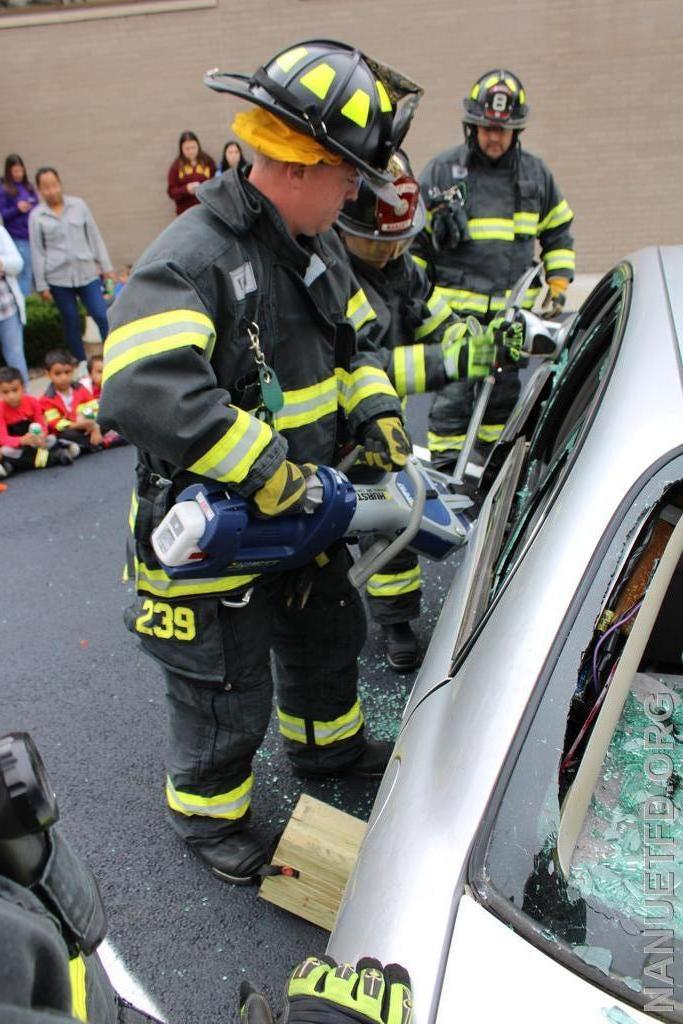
[382,621,421,673]
[189,827,270,885]
[292,739,393,780]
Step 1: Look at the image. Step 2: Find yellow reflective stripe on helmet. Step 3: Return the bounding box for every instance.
[376,79,392,112]
[538,199,573,234]
[468,217,515,242]
[514,211,539,235]
[341,88,370,128]
[166,774,252,819]
[272,375,337,431]
[428,430,466,453]
[504,76,518,93]
[519,88,526,105]
[478,423,504,443]
[278,702,364,746]
[366,564,421,597]
[470,82,481,100]
[346,288,376,331]
[277,46,308,73]
[484,73,499,88]
[135,557,257,598]
[103,309,215,385]
[300,62,336,100]
[188,408,272,484]
[414,290,452,340]
[336,366,396,414]
[69,955,88,1022]
[543,248,576,272]
[391,345,426,397]
[411,253,428,271]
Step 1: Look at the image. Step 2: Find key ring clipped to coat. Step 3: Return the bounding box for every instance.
[246,321,284,420]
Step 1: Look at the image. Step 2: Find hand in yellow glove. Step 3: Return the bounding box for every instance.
[360,416,412,472]
[239,955,414,1024]
[252,460,318,516]
[541,277,569,319]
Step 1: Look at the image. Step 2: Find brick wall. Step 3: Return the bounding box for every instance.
[1,0,681,275]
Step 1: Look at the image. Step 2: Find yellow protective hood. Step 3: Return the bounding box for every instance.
[232,108,342,166]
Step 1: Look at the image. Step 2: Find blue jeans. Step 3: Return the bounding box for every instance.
[14,238,34,297]
[0,311,29,383]
[50,279,109,363]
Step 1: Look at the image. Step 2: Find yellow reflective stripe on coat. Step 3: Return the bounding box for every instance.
[414,289,452,341]
[514,211,539,236]
[135,556,257,598]
[188,407,272,484]
[538,199,573,233]
[411,253,428,271]
[437,287,489,315]
[367,564,421,597]
[390,345,426,397]
[542,248,576,273]
[336,366,396,414]
[34,448,49,469]
[102,309,216,385]
[69,955,88,1022]
[166,774,252,819]
[467,217,515,242]
[428,430,466,453]
[478,423,504,443]
[489,286,541,312]
[277,700,364,746]
[346,288,376,331]
[272,375,337,431]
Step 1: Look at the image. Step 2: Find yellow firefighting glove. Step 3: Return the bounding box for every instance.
[360,417,412,472]
[251,460,318,517]
[239,955,414,1024]
[541,277,569,319]
[442,317,523,380]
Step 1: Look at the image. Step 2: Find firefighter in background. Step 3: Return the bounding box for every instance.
[413,69,575,470]
[98,41,421,884]
[337,150,522,671]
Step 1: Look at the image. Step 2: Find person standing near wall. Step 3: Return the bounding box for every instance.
[167,131,216,216]
[0,224,30,384]
[29,167,113,373]
[0,154,38,297]
[217,139,247,175]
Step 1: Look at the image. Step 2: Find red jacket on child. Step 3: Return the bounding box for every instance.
[0,394,49,448]
[41,383,98,434]
[167,157,216,216]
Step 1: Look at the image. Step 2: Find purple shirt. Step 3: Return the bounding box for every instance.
[0,182,39,242]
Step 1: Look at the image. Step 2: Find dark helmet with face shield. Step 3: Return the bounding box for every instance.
[336,149,425,267]
[204,40,423,202]
[462,69,529,129]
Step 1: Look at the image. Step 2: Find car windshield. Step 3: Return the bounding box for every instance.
[473,480,683,1020]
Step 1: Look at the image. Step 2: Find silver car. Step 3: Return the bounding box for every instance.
[330,246,683,1023]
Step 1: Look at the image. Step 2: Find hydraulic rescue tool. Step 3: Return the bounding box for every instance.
[151,456,472,590]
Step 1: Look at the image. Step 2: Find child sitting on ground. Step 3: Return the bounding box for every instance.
[41,349,126,451]
[80,352,103,398]
[40,349,104,453]
[0,365,79,472]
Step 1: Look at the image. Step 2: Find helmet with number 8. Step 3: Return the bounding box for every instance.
[462,70,529,130]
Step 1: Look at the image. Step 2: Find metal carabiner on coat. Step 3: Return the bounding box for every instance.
[245,321,284,416]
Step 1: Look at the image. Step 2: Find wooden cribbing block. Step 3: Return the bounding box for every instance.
[259,794,367,931]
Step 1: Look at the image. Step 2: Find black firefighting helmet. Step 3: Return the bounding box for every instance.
[462,70,529,129]
[337,149,425,241]
[204,40,423,194]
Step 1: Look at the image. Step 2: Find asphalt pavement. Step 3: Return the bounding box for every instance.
[2,394,457,1023]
